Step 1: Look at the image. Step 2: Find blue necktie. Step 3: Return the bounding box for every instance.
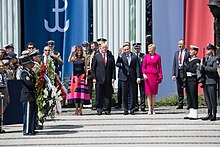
[127,55,131,66]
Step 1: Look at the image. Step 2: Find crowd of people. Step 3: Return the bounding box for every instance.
[0,38,219,135]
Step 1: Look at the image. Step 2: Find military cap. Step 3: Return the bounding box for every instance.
[133,43,142,49]
[21,50,30,56]
[2,59,10,65]
[81,41,90,47]
[190,45,199,51]
[2,55,12,60]
[19,53,32,65]
[46,40,55,46]
[206,43,217,50]
[4,43,14,49]
[29,49,41,57]
[97,38,107,45]
[8,52,17,58]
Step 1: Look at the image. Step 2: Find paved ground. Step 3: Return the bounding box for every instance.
[0,106,220,147]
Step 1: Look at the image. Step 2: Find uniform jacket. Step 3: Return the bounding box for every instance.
[137,52,145,79]
[20,67,36,102]
[203,56,219,84]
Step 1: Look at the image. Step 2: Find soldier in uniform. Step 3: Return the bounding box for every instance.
[89,41,99,108]
[183,45,200,120]
[19,53,37,135]
[4,43,14,54]
[46,40,64,76]
[133,43,146,112]
[8,52,19,79]
[201,44,219,121]
[0,60,10,133]
[81,41,92,99]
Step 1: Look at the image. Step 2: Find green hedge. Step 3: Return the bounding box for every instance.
[91,90,220,107]
[155,94,208,106]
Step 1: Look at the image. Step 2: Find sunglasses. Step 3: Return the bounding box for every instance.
[44,50,50,52]
[28,47,34,49]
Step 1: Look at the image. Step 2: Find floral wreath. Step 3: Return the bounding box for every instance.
[35,59,66,124]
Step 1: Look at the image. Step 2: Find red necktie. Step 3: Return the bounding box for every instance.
[179,50,182,64]
[103,53,106,65]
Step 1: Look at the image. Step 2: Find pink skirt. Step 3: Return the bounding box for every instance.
[144,73,159,95]
[67,75,90,105]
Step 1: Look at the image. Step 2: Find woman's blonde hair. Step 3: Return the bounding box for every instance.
[148,44,156,50]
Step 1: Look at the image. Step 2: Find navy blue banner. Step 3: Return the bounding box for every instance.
[23,0,90,80]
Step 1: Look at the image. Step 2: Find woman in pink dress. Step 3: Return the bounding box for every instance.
[142,44,163,114]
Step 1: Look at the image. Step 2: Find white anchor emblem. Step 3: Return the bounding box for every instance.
[44,0,69,32]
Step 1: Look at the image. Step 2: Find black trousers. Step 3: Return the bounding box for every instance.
[117,80,122,107]
[88,77,93,100]
[135,80,145,109]
[121,77,137,112]
[95,81,112,112]
[176,69,185,106]
[204,84,217,114]
[186,76,198,109]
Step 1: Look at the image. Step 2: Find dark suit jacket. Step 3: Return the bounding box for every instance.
[92,50,116,84]
[116,52,141,82]
[172,48,190,77]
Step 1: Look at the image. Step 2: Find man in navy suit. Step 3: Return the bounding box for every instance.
[116,42,141,115]
[92,43,116,115]
[172,39,190,109]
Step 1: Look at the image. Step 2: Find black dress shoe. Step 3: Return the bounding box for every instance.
[97,111,102,115]
[202,114,212,120]
[105,111,111,115]
[36,125,43,130]
[184,116,190,119]
[210,116,216,121]
[141,108,146,112]
[123,111,128,115]
[130,111,135,115]
[0,129,5,133]
[134,107,139,112]
[176,106,183,109]
[32,131,39,134]
[23,132,36,136]
[30,131,37,135]
[189,117,198,120]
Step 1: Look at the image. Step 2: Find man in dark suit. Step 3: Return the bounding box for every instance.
[116,43,141,115]
[172,39,190,109]
[201,44,219,121]
[92,43,116,115]
[133,43,146,111]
